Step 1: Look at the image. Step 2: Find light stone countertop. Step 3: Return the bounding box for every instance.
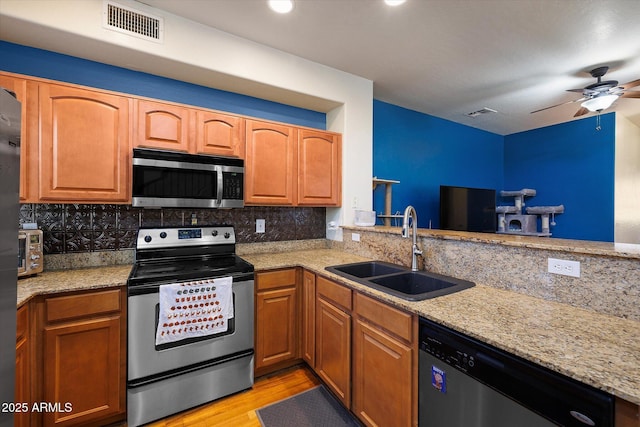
[17,265,132,307]
[344,225,640,260]
[16,249,640,406]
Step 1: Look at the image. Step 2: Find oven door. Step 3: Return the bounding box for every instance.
[127,277,254,382]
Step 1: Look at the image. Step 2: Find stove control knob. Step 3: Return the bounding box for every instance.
[160,232,167,239]
[211,230,218,237]
[144,235,152,243]
[224,232,230,239]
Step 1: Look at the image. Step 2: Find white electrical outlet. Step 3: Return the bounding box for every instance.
[352,233,361,242]
[352,196,358,208]
[256,219,265,233]
[547,258,580,278]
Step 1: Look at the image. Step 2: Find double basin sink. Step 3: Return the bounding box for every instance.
[325,261,475,301]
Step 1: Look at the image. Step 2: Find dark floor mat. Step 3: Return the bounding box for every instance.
[256,385,361,427]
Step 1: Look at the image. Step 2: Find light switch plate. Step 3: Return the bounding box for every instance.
[548,258,580,278]
[256,219,265,233]
[352,233,361,242]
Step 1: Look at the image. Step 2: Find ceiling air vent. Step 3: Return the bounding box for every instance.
[103,1,164,43]
[466,107,498,118]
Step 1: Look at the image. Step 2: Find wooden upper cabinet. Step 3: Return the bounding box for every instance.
[195,110,244,157]
[38,83,130,202]
[0,73,37,202]
[245,120,297,205]
[135,99,190,152]
[298,129,341,206]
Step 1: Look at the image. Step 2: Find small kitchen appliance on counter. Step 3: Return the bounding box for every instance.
[18,229,43,277]
[127,225,254,426]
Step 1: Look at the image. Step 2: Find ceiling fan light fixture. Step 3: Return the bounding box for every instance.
[268,0,294,14]
[384,0,407,6]
[581,94,619,112]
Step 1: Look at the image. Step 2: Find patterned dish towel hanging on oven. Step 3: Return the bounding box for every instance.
[155,276,234,346]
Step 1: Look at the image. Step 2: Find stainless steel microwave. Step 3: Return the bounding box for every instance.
[18,230,43,278]
[132,148,244,209]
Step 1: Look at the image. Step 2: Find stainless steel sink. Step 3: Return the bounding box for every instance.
[325,261,475,301]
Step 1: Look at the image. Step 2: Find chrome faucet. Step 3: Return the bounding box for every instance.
[402,205,422,271]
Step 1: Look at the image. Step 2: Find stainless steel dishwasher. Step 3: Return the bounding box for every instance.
[419,317,614,427]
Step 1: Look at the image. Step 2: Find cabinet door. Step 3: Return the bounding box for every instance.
[255,287,298,370]
[39,83,130,202]
[43,316,122,426]
[245,120,297,205]
[298,129,341,206]
[195,110,244,157]
[353,319,413,427]
[302,270,316,367]
[0,74,37,202]
[316,297,351,408]
[15,305,30,427]
[135,99,190,152]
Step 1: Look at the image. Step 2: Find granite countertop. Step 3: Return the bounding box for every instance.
[17,249,640,406]
[17,265,132,307]
[343,225,640,260]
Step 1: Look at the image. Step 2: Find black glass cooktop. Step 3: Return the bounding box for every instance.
[128,254,254,287]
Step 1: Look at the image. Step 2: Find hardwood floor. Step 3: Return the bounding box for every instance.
[146,365,321,427]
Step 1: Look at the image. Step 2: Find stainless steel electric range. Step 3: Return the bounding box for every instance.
[126,225,254,426]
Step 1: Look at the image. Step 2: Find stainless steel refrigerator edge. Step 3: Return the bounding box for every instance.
[0,88,21,427]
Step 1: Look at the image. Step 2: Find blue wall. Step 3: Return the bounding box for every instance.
[503,113,615,241]
[373,99,615,241]
[0,41,325,129]
[373,100,504,228]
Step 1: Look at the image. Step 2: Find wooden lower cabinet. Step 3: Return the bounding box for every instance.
[315,276,352,408]
[616,398,640,427]
[39,287,126,427]
[301,270,316,367]
[255,269,300,375]
[353,293,417,427]
[15,304,30,427]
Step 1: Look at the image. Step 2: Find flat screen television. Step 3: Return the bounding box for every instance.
[440,185,496,233]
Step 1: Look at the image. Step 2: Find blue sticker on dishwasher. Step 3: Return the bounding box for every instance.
[431,365,447,393]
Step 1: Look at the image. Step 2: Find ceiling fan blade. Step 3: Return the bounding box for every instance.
[620,91,640,99]
[619,79,640,90]
[566,88,586,93]
[531,98,585,114]
[574,107,589,117]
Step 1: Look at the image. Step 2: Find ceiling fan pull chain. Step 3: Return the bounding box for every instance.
[595,112,602,131]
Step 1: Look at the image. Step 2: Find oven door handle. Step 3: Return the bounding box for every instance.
[216,166,223,206]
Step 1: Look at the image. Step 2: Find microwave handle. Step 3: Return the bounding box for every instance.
[216,166,223,206]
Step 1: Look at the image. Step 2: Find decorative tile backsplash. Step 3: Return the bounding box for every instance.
[19,204,326,255]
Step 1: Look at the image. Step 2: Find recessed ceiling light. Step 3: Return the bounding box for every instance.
[384,0,407,6]
[268,0,294,14]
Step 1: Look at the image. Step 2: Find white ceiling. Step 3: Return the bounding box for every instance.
[138,0,640,135]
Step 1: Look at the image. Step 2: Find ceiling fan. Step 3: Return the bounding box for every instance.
[531,66,640,117]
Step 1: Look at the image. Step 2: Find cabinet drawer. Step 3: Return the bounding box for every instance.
[355,293,413,342]
[46,289,121,323]
[256,269,297,291]
[317,276,352,311]
[16,305,28,343]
